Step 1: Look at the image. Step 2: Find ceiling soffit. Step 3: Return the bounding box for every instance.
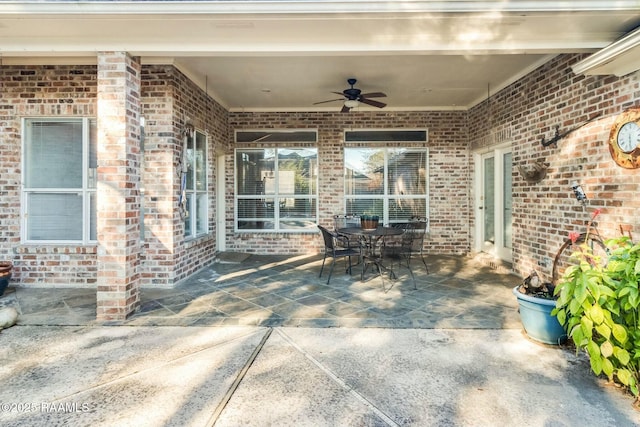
[1,1,639,110]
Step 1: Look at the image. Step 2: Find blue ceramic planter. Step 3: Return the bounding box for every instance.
[0,277,8,297]
[0,262,12,297]
[513,286,567,345]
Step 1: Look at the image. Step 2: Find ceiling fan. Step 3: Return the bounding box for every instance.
[314,78,387,112]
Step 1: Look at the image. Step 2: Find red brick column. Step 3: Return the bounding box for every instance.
[96,52,142,321]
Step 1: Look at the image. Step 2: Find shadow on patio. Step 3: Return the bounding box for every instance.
[12,254,523,329]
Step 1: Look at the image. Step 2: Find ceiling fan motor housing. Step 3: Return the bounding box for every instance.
[344,78,361,99]
[343,88,361,100]
[313,77,386,111]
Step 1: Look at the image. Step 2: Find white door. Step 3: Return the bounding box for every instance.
[477,147,512,262]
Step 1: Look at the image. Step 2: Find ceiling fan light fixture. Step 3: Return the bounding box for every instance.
[344,99,359,108]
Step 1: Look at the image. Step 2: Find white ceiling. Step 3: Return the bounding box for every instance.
[2,1,640,112]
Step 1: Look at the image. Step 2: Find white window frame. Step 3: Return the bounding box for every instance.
[234,146,319,233]
[21,117,96,244]
[183,128,209,239]
[344,139,429,225]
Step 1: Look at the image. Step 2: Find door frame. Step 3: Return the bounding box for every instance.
[216,151,226,252]
[473,142,512,262]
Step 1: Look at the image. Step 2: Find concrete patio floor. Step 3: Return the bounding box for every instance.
[10,254,522,329]
[0,254,638,426]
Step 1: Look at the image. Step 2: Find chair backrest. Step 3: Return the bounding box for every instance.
[333,215,347,230]
[318,225,336,251]
[346,215,360,227]
[333,215,360,230]
[382,222,409,249]
[390,222,409,230]
[408,218,427,251]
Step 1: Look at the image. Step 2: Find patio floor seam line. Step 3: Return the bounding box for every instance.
[36,327,269,404]
[276,328,400,427]
[208,327,273,426]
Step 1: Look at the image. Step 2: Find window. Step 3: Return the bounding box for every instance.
[236,130,318,143]
[344,147,428,224]
[235,148,318,232]
[344,129,427,142]
[22,118,97,243]
[184,129,208,237]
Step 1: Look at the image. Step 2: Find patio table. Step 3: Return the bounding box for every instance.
[338,226,404,281]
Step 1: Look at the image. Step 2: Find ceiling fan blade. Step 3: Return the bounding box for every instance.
[359,98,387,108]
[341,104,351,113]
[360,92,386,98]
[313,98,344,105]
[331,91,346,96]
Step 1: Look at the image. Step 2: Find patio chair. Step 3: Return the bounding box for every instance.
[381,222,418,289]
[318,225,361,285]
[333,214,362,250]
[408,217,429,274]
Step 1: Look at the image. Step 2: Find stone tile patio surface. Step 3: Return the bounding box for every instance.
[12,254,522,329]
[0,254,638,426]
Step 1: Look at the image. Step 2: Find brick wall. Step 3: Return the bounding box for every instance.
[96,52,142,320]
[0,63,228,289]
[136,65,229,286]
[469,54,640,281]
[228,111,470,255]
[138,65,178,287]
[4,54,637,290]
[160,67,229,284]
[0,64,99,286]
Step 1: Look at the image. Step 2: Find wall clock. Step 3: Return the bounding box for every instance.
[608,108,640,169]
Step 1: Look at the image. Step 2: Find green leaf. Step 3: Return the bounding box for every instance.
[610,261,627,273]
[612,324,628,344]
[613,347,631,366]
[587,340,600,358]
[575,276,588,304]
[631,382,639,398]
[587,278,601,301]
[595,323,611,340]
[569,298,582,315]
[602,358,614,379]
[599,285,616,298]
[555,309,566,327]
[571,326,585,347]
[588,304,604,325]
[635,259,640,275]
[600,340,614,358]
[556,291,567,307]
[629,288,640,309]
[618,287,631,297]
[617,369,632,386]
[568,317,580,334]
[581,316,594,339]
[629,375,639,397]
[607,303,621,317]
[590,353,603,375]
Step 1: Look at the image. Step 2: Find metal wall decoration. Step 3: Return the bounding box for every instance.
[518,159,550,183]
[540,113,602,147]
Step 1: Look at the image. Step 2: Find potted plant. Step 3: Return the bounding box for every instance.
[513,271,567,345]
[552,211,640,405]
[360,214,379,230]
[0,261,12,297]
